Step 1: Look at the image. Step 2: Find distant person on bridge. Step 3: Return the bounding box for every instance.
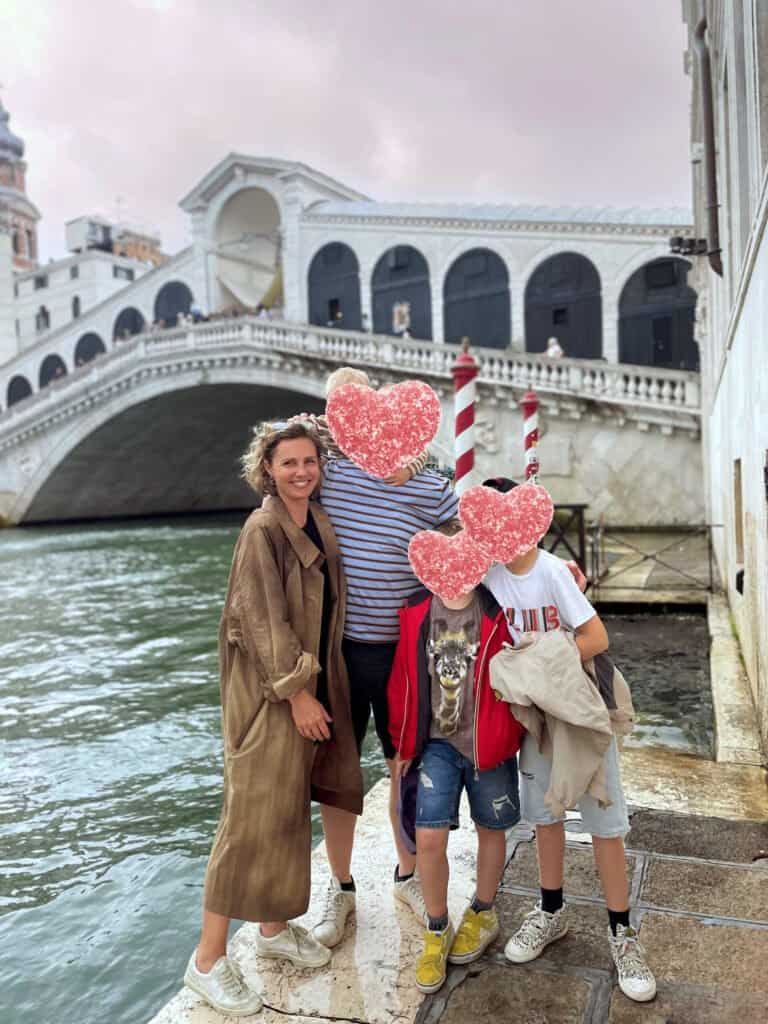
[184,420,363,1018]
[545,336,564,358]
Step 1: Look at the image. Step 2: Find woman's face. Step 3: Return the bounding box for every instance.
[266,437,321,502]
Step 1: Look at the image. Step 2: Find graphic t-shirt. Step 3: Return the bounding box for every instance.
[484,550,595,642]
[427,594,481,760]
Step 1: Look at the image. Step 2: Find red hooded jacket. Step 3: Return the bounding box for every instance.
[387,586,525,771]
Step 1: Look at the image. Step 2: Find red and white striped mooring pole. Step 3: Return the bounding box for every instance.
[520,389,540,483]
[451,338,479,495]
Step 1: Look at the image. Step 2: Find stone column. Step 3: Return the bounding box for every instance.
[0,233,16,366]
[431,274,444,344]
[359,254,373,332]
[281,188,303,322]
[509,275,526,352]
[602,286,620,363]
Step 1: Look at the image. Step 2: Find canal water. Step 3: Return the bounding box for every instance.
[0,517,712,1024]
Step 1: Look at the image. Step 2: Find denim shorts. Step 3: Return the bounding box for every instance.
[520,733,630,838]
[415,740,520,832]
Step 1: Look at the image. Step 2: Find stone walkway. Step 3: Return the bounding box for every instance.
[149,763,768,1024]
[589,529,712,605]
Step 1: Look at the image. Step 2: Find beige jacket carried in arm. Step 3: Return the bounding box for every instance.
[489,629,634,817]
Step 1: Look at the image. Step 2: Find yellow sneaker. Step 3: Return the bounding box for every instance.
[415,924,455,993]
[448,906,500,964]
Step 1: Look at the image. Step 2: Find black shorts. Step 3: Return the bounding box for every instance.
[342,638,398,761]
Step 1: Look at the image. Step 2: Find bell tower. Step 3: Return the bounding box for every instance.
[0,94,41,272]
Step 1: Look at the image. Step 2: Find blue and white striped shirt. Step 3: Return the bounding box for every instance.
[320,459,459,642]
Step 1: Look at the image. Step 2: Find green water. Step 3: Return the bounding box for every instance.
[0,515,385,1024]
[0,517,712,1024]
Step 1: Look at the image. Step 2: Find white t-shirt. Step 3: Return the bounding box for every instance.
[484,550,595,641]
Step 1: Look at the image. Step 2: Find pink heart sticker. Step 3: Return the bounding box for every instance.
[408,529,492,601]
[326,380,441,479]
[459,483,554,563]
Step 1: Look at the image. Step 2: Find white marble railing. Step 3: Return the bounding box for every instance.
[0,316,700,434]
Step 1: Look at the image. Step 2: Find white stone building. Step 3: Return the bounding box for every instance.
[681,0,768,748]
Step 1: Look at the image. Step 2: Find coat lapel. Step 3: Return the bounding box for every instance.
[263,495,323,568]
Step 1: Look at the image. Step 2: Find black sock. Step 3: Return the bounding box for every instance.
[428,913,449,932]
[540,887,564,915]
[608,908,630,935]
[471,895,494,913]
[340,878,355,892]
[395,866,415,883]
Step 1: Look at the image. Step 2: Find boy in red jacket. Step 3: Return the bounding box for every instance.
[388,582,524,994]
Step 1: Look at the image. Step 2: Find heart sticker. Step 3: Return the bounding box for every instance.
[408,529,492,601]
[459,483,554,563]
[326,380,441,479]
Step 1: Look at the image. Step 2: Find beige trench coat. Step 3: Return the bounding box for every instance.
[203,496,363,923]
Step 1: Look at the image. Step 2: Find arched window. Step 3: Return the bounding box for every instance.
[619,258,698,370]
[35,306,50,333]
[74,333,106,367]
[39,354,67,388]
[11,229,20,255]
[371,246,432,339]
[524,252,602,358]
[153,281,193,326]
[7,375,32,407]
[307,242,362,331]
[113,306,146,341]
[443,248,510,349]
[72,296,81,319]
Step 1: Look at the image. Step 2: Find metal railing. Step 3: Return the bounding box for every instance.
[587,521,714,593]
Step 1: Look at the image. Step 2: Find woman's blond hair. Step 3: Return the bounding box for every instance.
[241,420,325,496]
[324,366,370,398]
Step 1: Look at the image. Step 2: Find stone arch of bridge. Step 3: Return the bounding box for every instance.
[15,371,328,525]
[74,332,107,367]
[370,244,432,340]
[7,374,32,407]
[154,281,194,326]
[618,256,698,371]
[443,247,511,349]
[307,241,362,331]
[524,251,603,358]
[39,353,67,388]
[113,306,147,342]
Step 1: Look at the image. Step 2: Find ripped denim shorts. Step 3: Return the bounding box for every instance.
[415,739,520,831]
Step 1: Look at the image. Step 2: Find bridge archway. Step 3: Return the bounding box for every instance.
[39,354,67,388]
[308,242,362,331]
[443,248,510,349]
[21,381,325,524]
[525,252,602,358]
[74,333,106,367]
[619,257,698,370]
[114,306,146,341]
[7,375,32,407]
[215,187,282,312]
[154,281,194,326]
[371,245,432,339]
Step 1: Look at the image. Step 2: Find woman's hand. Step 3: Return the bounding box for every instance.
[289,690,333,741]
[393,755,412,780]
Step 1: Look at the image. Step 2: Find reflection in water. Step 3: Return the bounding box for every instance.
[0,519,711,1024]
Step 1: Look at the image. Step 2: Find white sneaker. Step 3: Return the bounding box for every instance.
[504,902,569,963]
[394,873,428,925]
[184,951,263,1017]
[255,921,332,968]
[312,876,356,948]
[609,924,657,1002]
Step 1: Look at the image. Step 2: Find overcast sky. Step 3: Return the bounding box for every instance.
[2,0,692,261]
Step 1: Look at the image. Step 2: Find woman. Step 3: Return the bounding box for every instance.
[184,421,364,1017]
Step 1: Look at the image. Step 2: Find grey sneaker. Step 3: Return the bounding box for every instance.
[255,921,332,968]
[504,901,569,963]
[312,876,356,948]
[184,951,263,1017]
[609,924,657,1002]
[394,873,428,925]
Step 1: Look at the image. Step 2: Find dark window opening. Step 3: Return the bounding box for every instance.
[35,306,50,332]
[34,274,48,290]
[645,260,677,290]
[328,298,341,323]
[70,265,79,280]
[113,266,135,281]
[323,244,343,266]
[72,296,81,319]
[651,316,673,364]
[12,230,20,254]
[553,307,569,326]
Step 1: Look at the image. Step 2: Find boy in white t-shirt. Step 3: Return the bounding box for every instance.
[482,478,656,1004]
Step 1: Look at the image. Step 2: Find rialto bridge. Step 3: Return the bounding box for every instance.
[0,316,702,527]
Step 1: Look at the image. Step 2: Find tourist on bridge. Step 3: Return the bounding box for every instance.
[184,420,363,1018]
